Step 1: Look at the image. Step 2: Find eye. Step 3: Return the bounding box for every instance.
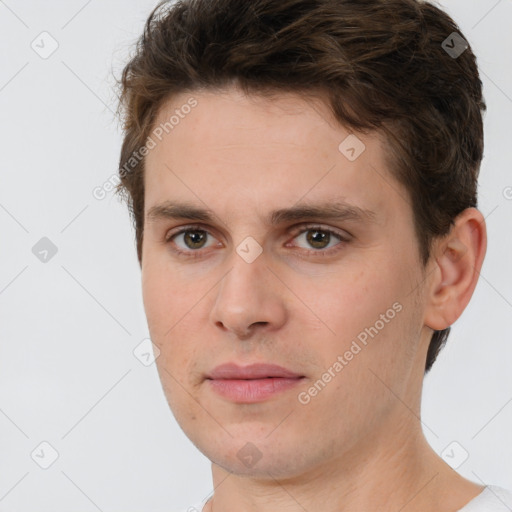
[287,224,349,256]
[165,225,220,257]
[165,223,349,258]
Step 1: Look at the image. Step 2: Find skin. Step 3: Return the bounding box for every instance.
[141,86,487,512]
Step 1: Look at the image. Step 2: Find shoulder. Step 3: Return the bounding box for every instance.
[460,485,512,511]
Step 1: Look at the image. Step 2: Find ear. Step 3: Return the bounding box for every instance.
[423,207,487,331]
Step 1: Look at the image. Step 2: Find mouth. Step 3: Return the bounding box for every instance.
[205,362,305,403]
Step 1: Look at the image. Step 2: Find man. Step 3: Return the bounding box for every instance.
[114,0,512,510]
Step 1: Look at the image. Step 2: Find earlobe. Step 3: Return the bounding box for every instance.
[424,208,487,331]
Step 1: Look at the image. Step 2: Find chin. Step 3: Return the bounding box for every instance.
[193,432,313,480]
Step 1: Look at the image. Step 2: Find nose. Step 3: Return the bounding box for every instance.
[209,251,288,340]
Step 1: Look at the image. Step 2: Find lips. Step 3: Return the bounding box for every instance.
[205,363,305,403]
[206,362,303,380]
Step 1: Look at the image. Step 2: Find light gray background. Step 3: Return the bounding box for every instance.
[0,0,511,510]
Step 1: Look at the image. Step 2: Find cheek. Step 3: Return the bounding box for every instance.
[303,266,391,336]
[304,257,415,365]
[142,263,204,376]
[142,258,185,334]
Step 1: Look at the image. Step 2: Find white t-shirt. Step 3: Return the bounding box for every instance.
[457,485,512,511]
[180,485,512,512]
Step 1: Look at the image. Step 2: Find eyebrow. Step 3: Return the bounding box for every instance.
[146,199,378,226]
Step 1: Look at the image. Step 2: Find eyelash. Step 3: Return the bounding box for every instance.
[164,223,350,259]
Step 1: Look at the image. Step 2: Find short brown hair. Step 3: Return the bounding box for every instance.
[115,0,485,373]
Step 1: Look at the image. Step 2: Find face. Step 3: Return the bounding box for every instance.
[141,86,431,479]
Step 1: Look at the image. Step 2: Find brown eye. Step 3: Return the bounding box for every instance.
[290,225,348,254]
[305,229,332,249]
[166,226,220,257]
[182,229,208,249]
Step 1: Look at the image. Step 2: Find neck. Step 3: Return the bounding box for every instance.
[205,415,483,512]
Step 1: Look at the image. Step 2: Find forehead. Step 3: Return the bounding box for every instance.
[150,87,352,154]
[143,87,408,228]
